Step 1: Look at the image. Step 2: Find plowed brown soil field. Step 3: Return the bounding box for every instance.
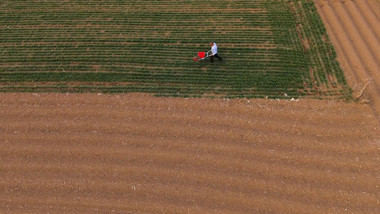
[314,0,380,120]
[1,93,380,213]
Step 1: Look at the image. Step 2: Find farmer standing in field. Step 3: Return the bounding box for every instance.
[210,42,222,63]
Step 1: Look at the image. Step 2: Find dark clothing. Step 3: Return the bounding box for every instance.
[210,54,222,62]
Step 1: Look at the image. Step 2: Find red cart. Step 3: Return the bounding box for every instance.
[193,50,212,62]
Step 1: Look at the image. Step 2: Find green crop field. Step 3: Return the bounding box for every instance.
[0,0,350,99]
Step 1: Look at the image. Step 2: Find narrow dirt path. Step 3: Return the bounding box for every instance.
[1,93,379,213]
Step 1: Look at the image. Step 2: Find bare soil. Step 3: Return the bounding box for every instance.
[1,93,379,213]
[314,0,380,120]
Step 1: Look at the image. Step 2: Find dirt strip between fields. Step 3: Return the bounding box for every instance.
[1,93,379,213]
[314,0,380,122]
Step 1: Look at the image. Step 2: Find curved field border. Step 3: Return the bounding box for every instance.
[313,0,380,121]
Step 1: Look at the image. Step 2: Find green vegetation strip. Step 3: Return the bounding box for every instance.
[0,0,350,99]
